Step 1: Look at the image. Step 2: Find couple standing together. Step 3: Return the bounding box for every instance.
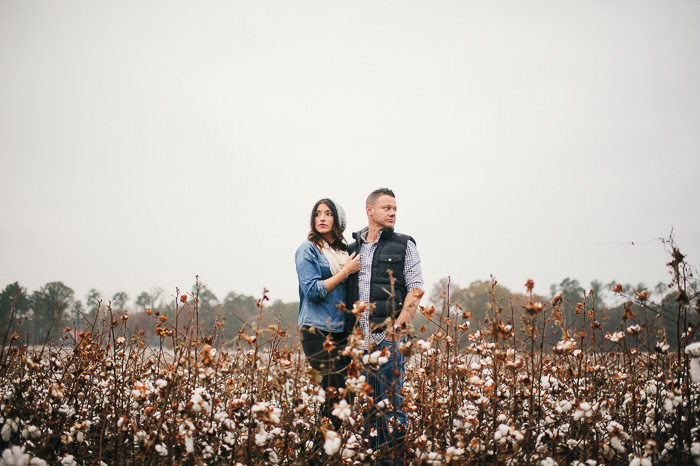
[294,187,424,460]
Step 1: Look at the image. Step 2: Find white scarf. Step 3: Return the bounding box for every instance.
[320,242,349,278]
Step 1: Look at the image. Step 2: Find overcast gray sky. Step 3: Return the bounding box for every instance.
[1,0,698,308]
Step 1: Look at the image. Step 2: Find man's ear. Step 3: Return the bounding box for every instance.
[365,204,372,216]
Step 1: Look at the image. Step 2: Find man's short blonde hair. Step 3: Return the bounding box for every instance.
[366,188,395,207]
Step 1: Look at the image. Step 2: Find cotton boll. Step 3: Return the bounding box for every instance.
[691,442,700,465]
[691,359,700,383]
[512,429,524,442]
[576,402,594,418]
[363,350,387,366]
[376,399,390,410]
[446,446,464,460]
[685,342,700,357]
[1,418,18,443]
[1,424,11,442]
[255,431,268,446]
[541,376,551,390]
[60,455,77,466]
[416,339,432,351]
[324,431,341,455]
[266,450,279,464]
[313,388,326,404]
[332,399,352,420]
[610,436,625,453]
[22,425,41,440]
[664,398,674,414]
[155,444,168,456]
[341,434,360,459]
[269,407,282,424]
[1,446,30,466]
[426,451,441,465]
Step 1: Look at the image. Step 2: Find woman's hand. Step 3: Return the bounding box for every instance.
[322,252,361,293]
[343,252,361,275]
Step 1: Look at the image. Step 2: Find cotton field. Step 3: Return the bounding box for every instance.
[1,246,699,465]
[1,304,699,465]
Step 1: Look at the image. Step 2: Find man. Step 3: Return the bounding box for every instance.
[346,188,423,463]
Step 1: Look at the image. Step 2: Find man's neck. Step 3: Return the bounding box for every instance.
[366,225,383,244]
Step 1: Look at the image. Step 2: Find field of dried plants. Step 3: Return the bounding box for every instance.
[1,242,699,465]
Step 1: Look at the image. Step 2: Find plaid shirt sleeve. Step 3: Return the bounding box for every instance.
[404,240,423,292]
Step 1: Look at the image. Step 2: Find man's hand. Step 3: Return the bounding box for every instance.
[390,288,423,339]
[387,322,403,341]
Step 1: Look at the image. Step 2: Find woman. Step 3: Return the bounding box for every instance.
[295,198,361,420]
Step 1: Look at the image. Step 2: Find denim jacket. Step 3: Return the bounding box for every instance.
[295,240,346,332]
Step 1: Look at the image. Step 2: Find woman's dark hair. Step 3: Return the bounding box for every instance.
[308,199,347,251]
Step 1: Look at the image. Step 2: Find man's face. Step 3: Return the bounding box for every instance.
[368,195,397,230]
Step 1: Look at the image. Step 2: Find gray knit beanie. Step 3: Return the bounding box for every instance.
[326,198,347,233]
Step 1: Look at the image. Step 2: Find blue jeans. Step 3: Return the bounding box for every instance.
[364,337,407,465]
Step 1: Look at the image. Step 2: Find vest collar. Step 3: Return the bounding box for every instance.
[353,227,395,244]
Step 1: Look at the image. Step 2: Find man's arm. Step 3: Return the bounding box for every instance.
[395,289,422,327]
[388,240,423,339]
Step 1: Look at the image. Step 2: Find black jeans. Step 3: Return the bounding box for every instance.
[300,326,350,426]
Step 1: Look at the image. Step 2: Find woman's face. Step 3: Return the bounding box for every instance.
[314,203,334,239]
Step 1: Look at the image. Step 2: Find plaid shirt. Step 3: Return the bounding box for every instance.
[357,229,423,349]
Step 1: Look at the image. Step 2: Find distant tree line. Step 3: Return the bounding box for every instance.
[428,277,699,349]
[1,276,696,349]
[0,281,299,347]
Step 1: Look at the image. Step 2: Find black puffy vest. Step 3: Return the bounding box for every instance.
[346,228,415,332]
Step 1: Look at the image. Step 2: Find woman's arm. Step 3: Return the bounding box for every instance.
[295,243,327,302]
[295,243,361,301]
